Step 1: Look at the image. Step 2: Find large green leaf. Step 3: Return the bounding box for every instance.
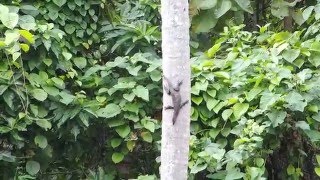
[97,104,121,118]
[34,135,48,149]
[234,0,253,13]
[31,89,48,101]
[267,110,287,127]
[285,91,307,112]
[214,0,231,18]
[73,57,87,69]
[53,0,67,7]
[133,85,149,101]
[115,125,130,138]
[26,161,40,175]
[1,12,19,29]
[260,92,281,111]
[19,15,36,30]
[232,103,249,120]
[282,49,300,63]
[112,152,124,163]
[309,52,320,67]
[192,0,217,10]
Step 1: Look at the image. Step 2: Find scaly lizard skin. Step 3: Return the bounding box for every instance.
[163,76,188,125]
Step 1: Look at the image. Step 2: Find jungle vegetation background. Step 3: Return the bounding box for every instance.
[1,0,320,179]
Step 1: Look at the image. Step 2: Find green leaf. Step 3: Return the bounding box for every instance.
[3,90,14,109]
[133,85,149,101]
[260,91,281,111]
[26,160,40,175]
[64,24,76,34]
[191,96,203,105]
[310,42,320,52]
[126,65,142,76]
[19,15,36,30]
[214,0,231,18]
[285,91,307,112]
[107,119,125,127]
[190,162,207,174]
[287,164,295,175]
[0,4,9,18]
[112,152,124,163]
[71,126,80,140]
[123,93,135,102]
[214,71,230,79]
[0,85,8,95]
[271,0,290,19]
[193,0,217,10]
[79,112,89,127]
[34,135,48,149]
[20,44,30,52]
[316,155,320,164]
[302,6,314,20]
[111,138,122,148]
[267,110,287,127]
[143,121,155,133]
[213,101,227,113]
[292,9,305,25]
[127,141,135,152]
[232,103,249,120]
[19,30,35,44]
[207,89,217,98]
[1,12,19,29]
[36,119,52,131]
[315,167,320,176]
[207,43,221,58]
[115,125,130,138]
[206,98,219,110]
[62,51,72,60]
[295,121,310,130]
[73,57,87,69]
[282,49,300,63]
[43,86,59,96]
[53,0,67,7]
[309,52,320,67]
[31,89,48,101]
[304,130,320,142]
[225,168,244,180]
[315,4,320,20]
[141,131,152,143]
[97,104,121,118]
[5,30,20,45]
[222,109,233,121]
[51,77,65,89]
[192,10,218,33]
[246,87,263,102]
[234,0,253,13]
[59,91,75,105]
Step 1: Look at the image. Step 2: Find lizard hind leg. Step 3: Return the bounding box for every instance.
[180,100,189,108]
[164,105,174,110]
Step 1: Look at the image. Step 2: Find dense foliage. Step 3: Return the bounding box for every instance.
[2,0,320,179]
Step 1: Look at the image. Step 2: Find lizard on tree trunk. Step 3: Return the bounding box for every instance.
[163,76,188,125]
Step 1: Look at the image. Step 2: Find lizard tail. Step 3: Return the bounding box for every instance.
[172,113,178,125]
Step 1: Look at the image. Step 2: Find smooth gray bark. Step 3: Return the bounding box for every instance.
[160,0,190,180]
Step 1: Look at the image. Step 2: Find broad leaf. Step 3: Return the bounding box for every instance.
[26,161,40,175]
[97,104,121,118]
[267,110,287,127]
[112,152,124,163]
[31,89,48,101]
[34,135,48,149]
[232,103,249,120]
[115,125,130,138]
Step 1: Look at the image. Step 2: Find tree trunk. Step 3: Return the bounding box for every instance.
[284,0,295,31]
[160,0,190,179]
